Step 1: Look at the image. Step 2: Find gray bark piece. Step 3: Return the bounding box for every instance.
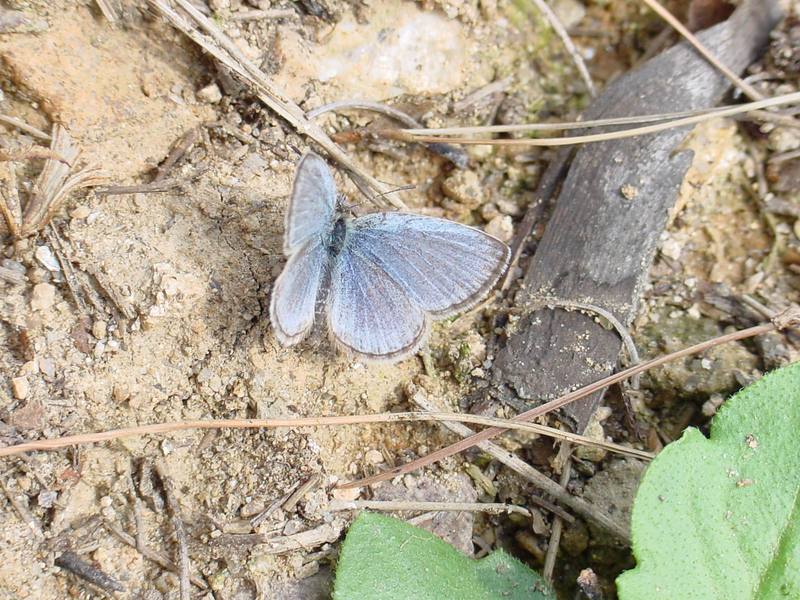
[493,0,782,431]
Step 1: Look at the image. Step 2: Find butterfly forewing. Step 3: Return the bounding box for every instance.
[346,213,510,317]
[327,245,428,361]
[284,153,337,253]
[270,238,329,346]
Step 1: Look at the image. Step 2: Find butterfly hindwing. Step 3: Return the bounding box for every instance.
[327,243,428,362]
[270,240,329,346]
[345,212,510,317]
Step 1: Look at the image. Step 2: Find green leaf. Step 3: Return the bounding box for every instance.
[333,512,555,600]
[617,362,800,600]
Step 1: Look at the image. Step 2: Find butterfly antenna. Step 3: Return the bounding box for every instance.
[372,183,416,203]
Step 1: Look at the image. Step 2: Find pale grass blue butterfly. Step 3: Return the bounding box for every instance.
[269,153,511,362]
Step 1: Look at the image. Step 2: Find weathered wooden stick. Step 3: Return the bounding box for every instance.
[493,0,783,430]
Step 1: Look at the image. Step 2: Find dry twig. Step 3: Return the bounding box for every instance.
[154,126,201,182]
[0,411,652,460]
[516,0,596,97]
[0,114,51,140]
[214,522,342,553]
[95,180,181,196]
[307,100,469,167]
[329,499,535,518]
[453,76,514,112]
[543,444,572,583]
[389,92,800,147]
[54,550,125,595]
[230,8,296,20]
[46,226,88,314]
[94,0,119,23]
[251,482,301,528]
[155,463,191,600]
[281,474,320,512]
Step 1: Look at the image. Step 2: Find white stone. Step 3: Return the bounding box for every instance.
[30,283,56,311]
[273,1,480,102]
[197,83,223,104]
[39,357,56,378]
[70,205,91,219]
[484,215,513,243]
[365,449,384,465]
[552,0,586,29]
[35,246,61,272]
[660,237,683,261]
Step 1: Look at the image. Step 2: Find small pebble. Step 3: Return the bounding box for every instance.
[331,487,360,502]
[283,519,304,535]
[112,384,130,403]
[34,246,61,272]
[2,258,26,275]
[209,0,230,11]
[484,215,514,242]
[39,357,56,378]
[480,202,500,221]
[552,0,586,28]
[161,439,174,455]
[240,499,266,518]
[496,198,521,216]
[660,237,682,261]
[30,283,56,311]
[100,495,113,508]
[441,170,484,208]
[162,276,180,297]
[11,376,29,400]
[197,83,223,104]
[365,449,384,465]
[620,184,639,200]
[37,490,57,509]
[20,360,38,376]
[70,205,91,219]
[92,319,107,339]
[702,393,725,417]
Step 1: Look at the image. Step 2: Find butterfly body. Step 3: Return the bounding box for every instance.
[270,153,511,363]
[326,216,348,260]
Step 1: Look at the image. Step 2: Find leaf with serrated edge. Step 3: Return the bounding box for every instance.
[617,362,800,599]
[333,512,555,600]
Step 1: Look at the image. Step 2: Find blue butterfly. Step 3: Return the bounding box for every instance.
[270,153,510,362]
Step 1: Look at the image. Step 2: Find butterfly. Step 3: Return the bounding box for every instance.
[269,153,510,363]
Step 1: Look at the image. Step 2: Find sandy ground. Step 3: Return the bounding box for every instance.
[0,1,798,598]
